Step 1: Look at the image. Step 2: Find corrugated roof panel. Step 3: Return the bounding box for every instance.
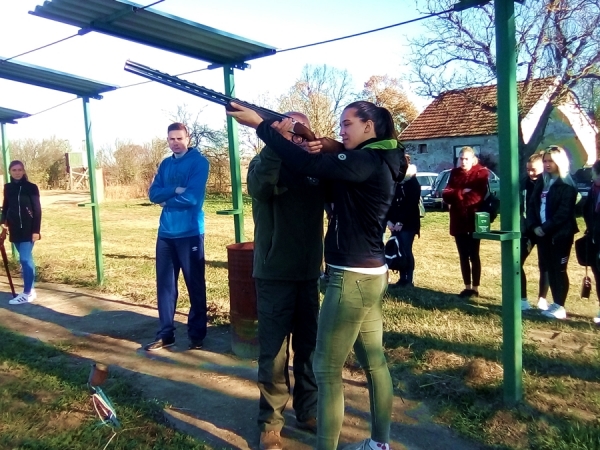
[0,107,31,124]
[30,0,277,65]
[0,58,118,99]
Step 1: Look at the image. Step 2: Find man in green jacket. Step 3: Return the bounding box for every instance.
[248,112,324,450]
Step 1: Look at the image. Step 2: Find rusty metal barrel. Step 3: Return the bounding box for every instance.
[226,242,259,359]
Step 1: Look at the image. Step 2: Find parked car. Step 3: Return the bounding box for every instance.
[415,172,438,200]
[425,168,500,210]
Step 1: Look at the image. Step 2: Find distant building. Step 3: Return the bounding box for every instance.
[400,78,598,174]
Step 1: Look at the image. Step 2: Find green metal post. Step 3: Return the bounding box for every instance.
[1,123,17,259]
[495,0,522,403]
[82,97,104,285]
[223,65,245,243]
[1,123,9,185]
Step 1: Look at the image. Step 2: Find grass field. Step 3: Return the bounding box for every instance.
[4,193,600,449]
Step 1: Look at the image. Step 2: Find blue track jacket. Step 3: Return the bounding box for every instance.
[149,148,210,238]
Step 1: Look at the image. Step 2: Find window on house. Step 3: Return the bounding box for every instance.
[418,144,428,154]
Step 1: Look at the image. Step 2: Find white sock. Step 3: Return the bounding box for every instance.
[367,439,389,450]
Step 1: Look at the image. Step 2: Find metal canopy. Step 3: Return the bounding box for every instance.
[0,107,31,124]
[0,58,117,99]
[30,0,277,67]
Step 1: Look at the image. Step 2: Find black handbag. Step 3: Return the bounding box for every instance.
[385,235,407,271]
[575,234,596,267]
[479,181,500,223]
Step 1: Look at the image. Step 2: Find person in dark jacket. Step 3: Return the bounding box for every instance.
[1,160,41,305]
[520,152,549,310]
[527,145,578,319]
[227,100,406,450]
[583,159,600,326]
[442,147,488,298]
[144,122,210,351]
[248,112,323,448]
[386,157,420,286]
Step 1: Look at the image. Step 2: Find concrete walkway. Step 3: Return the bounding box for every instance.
[0,277,490,450]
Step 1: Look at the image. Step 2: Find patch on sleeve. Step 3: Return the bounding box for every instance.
[337,154,347,161]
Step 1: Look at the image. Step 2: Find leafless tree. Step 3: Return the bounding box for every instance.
[8,136,70,188]
[278,65,355,138]
[408,0,600,159]
[358,75,420,132]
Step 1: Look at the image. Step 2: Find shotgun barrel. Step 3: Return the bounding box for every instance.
[124,60,344,153]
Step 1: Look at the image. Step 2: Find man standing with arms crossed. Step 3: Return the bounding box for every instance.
[248,112,324,450]
[144,122,210,351]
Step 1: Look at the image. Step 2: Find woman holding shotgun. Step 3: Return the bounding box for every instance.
[228,101,406,450]
[1,160,41,305]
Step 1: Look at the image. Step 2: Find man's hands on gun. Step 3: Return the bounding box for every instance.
[227,102,343,154]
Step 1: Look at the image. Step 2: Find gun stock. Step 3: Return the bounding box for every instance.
[124,60,343,153]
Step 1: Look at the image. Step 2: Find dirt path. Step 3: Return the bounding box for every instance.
[0,278,489,450]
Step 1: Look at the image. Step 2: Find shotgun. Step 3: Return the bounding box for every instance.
[124,60,344,154]
[0,230,16,298]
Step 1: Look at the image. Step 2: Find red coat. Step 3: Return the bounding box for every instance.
[442,164,489,236]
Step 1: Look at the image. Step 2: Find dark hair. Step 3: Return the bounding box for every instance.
[344,101,398,140]
[8,160,28,182]
[592,160,600,175]
[167,122,189,135]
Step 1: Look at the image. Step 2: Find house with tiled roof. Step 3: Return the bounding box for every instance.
[400,78,598,173]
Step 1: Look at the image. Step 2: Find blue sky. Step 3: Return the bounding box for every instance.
[0,0,429,151]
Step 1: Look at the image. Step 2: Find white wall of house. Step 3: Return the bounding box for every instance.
[404,135,499,173]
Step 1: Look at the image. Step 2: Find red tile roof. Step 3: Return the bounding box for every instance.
[400,78,556,141]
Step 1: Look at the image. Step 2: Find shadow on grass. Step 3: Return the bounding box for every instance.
[383,330,600,449]
[0,326,252,450]
[387,285,596,331]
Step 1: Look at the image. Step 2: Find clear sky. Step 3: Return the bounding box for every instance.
[0,0,429,152]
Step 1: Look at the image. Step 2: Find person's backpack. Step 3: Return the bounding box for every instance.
[385,236,407,271]
[479,182,500,223]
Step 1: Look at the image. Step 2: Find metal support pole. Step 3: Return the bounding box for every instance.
[82,97,104,285]
[1,123,10,185]
[495,0,522,403]
[1,123,17,259]
[223,65,245,243]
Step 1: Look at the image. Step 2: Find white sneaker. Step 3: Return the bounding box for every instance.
[593,311,600,325]
[9,292,35,305]
[537,297,548,311]
[541,303,567,320]
[521,299,532,311]
[27,289,37,301]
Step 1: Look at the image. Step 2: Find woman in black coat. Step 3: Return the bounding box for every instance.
[527,146,578,319]
[1,160,41,305]
[582,159,600,326]
[386,158,421,286]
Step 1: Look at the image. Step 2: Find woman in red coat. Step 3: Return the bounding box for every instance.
[442,147,489,297]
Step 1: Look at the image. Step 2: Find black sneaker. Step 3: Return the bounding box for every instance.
[144,338,175,351]
[458,289,478,298]
[188,340,203,350]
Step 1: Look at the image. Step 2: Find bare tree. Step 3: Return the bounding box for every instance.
[408,0,600,159]
[359,75,420,132]
[169,104,224,148]
[8,137,70,188]
[278,65,355,138]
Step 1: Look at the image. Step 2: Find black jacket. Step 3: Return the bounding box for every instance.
[520,176,537,236]
[526,176,578,241]
[247,146,325,280]
[256,121,407,268]
[1,179,42,243]
[386,175,421,235]
[583,183,600,246]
